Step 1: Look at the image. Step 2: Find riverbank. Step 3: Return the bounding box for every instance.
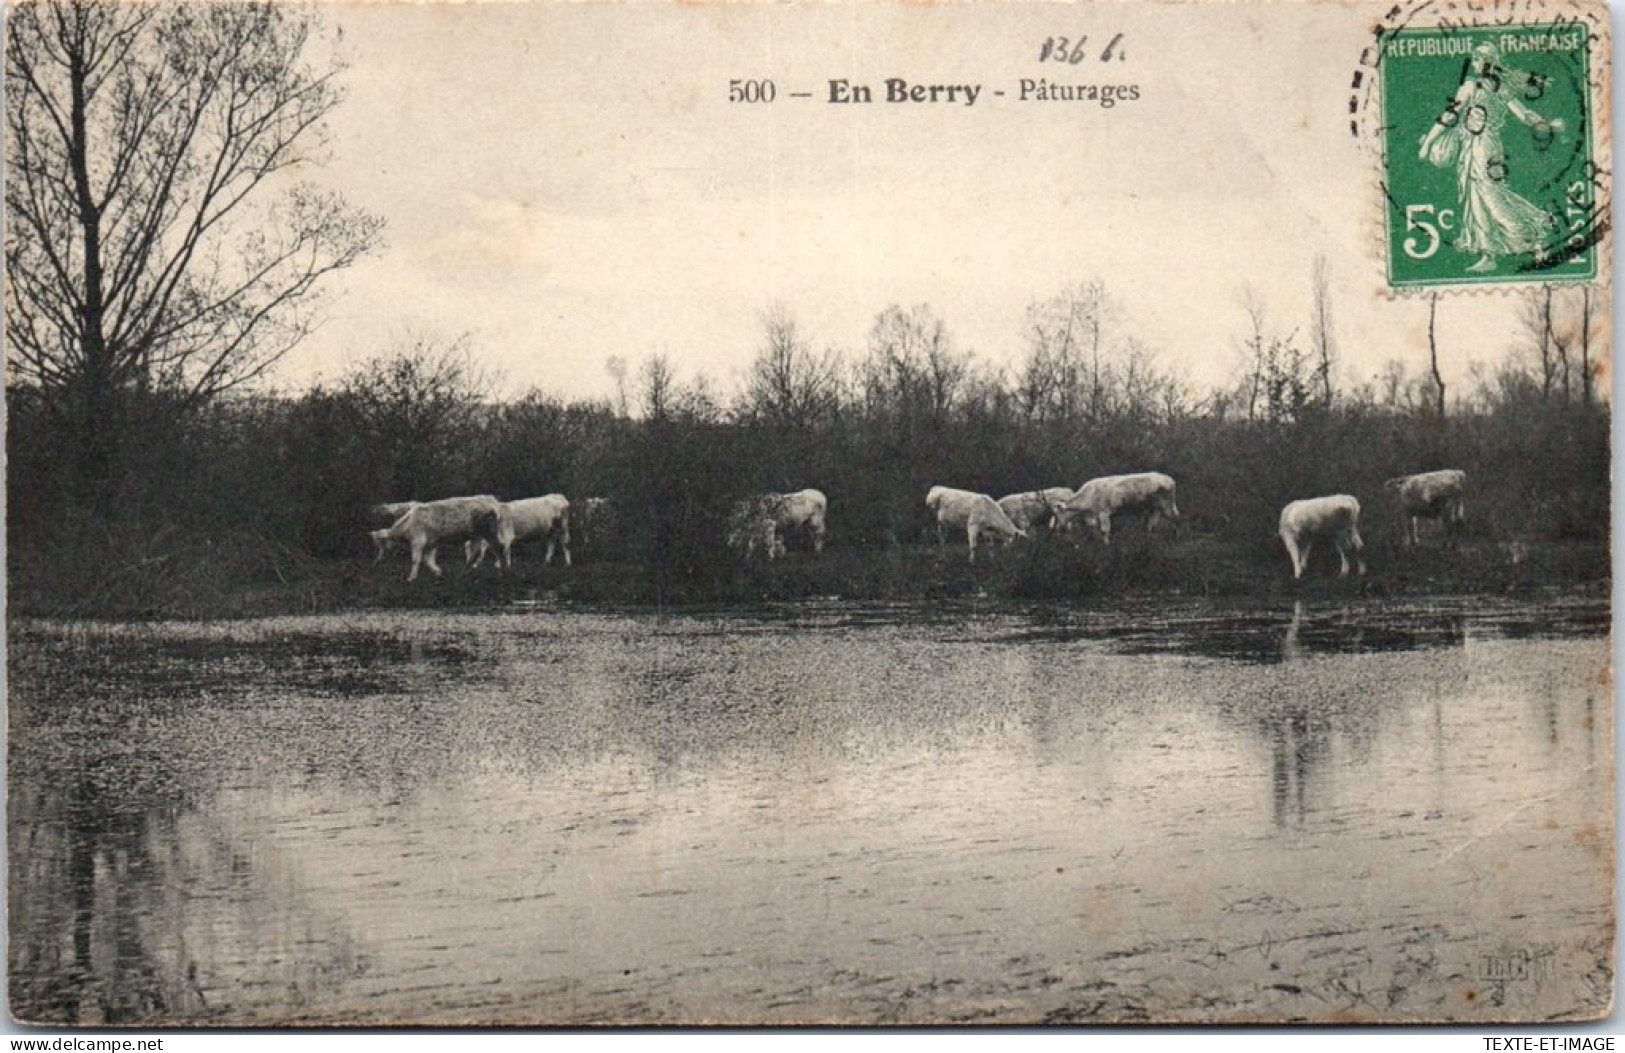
[6,532,1610,622]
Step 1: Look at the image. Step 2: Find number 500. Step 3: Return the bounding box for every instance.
[729,79,776,103]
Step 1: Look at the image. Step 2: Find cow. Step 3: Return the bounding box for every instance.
[1279,494,1366,580]
[470,494,572,569]
[925,485,1026,561]
[728,495,787,561]
[1384,470,1467,546]
[376,494,502,582]
[368,501,420,562]
[727,489,827,560]
[771,489,828,555]
[997,487,1076,534]
[1051,472,1181,544]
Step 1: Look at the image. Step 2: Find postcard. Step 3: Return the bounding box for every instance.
[5,0,1612,1026]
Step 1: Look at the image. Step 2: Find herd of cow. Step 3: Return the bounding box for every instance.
[366,469,1469,583]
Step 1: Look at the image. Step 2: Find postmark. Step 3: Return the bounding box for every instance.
[1349,0,1611,291]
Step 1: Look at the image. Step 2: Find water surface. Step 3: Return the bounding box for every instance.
[8,596,1612,1024]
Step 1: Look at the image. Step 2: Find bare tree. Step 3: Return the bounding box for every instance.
[860,304,968,431]
[1516,288,1560,400]
[5,0,382,492]
[742,305,842,429]
[1019,282,1114,423]
[1310,255,1336,407]
[1578,286,1595,406]
[1238,286,1268,421]
[1426,293,1445,418]
[640,352,677,421]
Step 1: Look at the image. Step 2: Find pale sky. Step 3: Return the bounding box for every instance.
[272,0,1582,405]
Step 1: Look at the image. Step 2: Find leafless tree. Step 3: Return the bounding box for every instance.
[1018,282,1112,422]
[1577,286,1595,406]
[1239,287,1268,421]
[1426,293,1445,418]
[640,352,678,421]
[742,305,842,429]
[1516,288,1560,400]
[5,0,382,491]
[1310,255,1336,407]
[860,304,969,431]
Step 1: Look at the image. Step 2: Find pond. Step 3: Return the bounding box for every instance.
[7,595,1612,1025]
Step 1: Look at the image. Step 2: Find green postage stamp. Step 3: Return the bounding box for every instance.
[1381,23,1600,287]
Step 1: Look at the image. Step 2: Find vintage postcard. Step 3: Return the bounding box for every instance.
[4,0,1613,1028]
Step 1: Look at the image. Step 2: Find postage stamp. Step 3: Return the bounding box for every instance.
[1380,22,1601,287]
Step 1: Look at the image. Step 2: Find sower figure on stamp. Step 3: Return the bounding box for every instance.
[1419,42,1563,273]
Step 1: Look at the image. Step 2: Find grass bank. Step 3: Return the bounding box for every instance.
[7,529,1609,622]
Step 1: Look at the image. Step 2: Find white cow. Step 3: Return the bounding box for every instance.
[378,495,502,582]
[1385,470,1467,546]
[1051,472,1181,544]
[772,489,828,554]
[926,485,1026,561]
[997,487,1076,534]
[728,497,786,561]
[471,494,572,569]
[727,489,827,560]
[1279,495,1366,580]
[369,501,420,562]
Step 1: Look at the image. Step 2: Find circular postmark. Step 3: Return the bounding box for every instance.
[1348,0,1610,289]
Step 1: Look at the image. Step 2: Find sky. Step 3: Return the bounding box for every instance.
[269,0,1593,406]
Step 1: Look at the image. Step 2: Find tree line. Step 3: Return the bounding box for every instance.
[4,1,1607,615]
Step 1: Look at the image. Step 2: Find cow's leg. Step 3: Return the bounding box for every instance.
[1335,541,1350,578]
[1281,532,1302,579]
[812,523,825,554]
[1097,513,1113,545]
[408,538,425,582]
[936,522,946,546]
[967,524,979,562]
[1297,538,1315,578]
[1349,525,1367,576]
[560,536,573,567]
[425,545,444,578]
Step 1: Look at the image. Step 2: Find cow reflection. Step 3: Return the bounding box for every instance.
[1267,603,1329,826]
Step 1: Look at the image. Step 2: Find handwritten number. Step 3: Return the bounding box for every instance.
[1040,34,1122,63]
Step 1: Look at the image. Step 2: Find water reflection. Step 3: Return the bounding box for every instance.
[7,602,1611,1025]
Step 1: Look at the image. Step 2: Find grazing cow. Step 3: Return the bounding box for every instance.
[1384,470,1467,546]
[997,487,1076,534]
[471,494,572,569]
[771,489,828,554]
[378,495,502,582]
[1279,495,1366,580]
[1051,472,1181,544]
[728,489,828,561]
[368,501,419,561]
[926,485,1027,561]
[728,495,787,560]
